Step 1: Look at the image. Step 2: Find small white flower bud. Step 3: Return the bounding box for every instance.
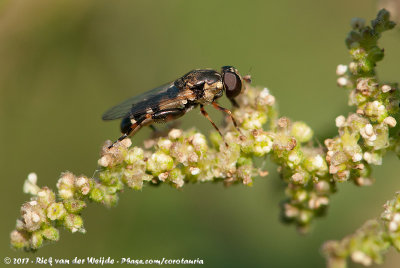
[354,177,374,186]
[381,84,391,93]
[23,173,40,195]
[360,124,377,141]
[292,173,304,183]
[98,155,111,167]
[157,139,173,151]
[191,133,207,151]
[190,167,200,175]
[357,79,369,91]
[257,88,276,106]
[31,213,40,223]
[389,221,398,232]
[59,189,74,199]
[28,173,37,184]
[363,152,372,162]
[335,115,346,128]
[336,64,348,76]
[284,204,299,218]
[158,172,169,182]
[329,165,339,174]
[308,197,329,209]
[349,62,358,72]
[383,116,397,127]
[394,213,400,223]
[327,150,334,157]
[363,152,382,165]
[120,138,132,148]
[365,124,373,136]
[315,181,330,193]
[351,251,372,266]
[337,77,349,87]
[168,129,182,139]
[352,153,363,162]
[75,177,87,187]
[260,87,270,96]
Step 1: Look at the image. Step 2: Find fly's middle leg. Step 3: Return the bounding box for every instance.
[200,105,228,147]
[211,102,243,135]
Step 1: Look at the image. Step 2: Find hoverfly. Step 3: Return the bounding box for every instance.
[102,66,247,148]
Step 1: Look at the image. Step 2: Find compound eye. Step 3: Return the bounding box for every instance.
[223,71,242,99]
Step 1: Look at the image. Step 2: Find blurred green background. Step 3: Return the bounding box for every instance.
[1,0,399,267]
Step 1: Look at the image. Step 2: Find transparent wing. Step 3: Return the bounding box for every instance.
[102,82,181,120]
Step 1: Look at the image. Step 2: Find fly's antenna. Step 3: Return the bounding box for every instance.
[243,66,253,83]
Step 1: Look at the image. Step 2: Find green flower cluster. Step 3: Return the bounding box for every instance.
[330,9,398,186]
[272,118,333,232]
[11,172,88,250]
[323,192,400,268]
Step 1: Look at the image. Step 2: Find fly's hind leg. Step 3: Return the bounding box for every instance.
[109,110,185,149]
[108,115,148,149]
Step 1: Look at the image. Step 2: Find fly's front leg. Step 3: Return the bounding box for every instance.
[212,102,243,135]
[200,105,228,147]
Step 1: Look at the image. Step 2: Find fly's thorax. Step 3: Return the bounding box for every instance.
[199,80,224,104]
[180,69,221,87]
[177,69,224,105]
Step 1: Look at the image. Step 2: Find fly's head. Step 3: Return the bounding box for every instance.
[221,66,243,107]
